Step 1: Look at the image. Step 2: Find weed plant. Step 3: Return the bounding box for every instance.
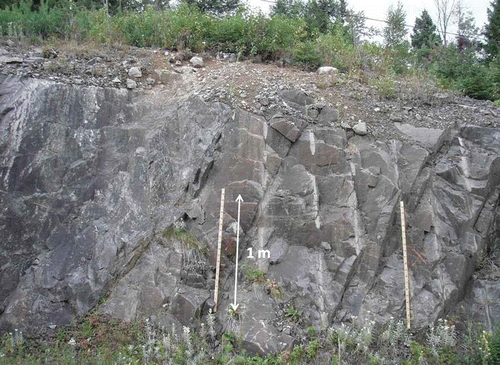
[0,312,499,364]
[0,0,499,100]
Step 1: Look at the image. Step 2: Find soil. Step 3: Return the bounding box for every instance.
[1,39,499,145]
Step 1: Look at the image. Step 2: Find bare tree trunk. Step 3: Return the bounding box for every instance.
[434,0,457,46]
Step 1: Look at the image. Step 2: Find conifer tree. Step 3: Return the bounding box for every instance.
[184,0,240,15]
[411,9,442,49]
[484,0,500,58]
[270,0,304,18]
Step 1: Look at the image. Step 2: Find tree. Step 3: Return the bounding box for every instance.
[271,0,341,34]
[303,0,340,34]
[184,0,240,15]
[484,0,500,58]
[270,0,304,18]
[434,0,457,46]
[454,0,480,48]
[411,9,441,49]
[344,9,374,44]
[384,1,407,47]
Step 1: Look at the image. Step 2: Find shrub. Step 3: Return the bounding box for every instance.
[306,339,320,359]
[292,40,321,70]
[489,327,500,365]
[431,45,500,100]
[315,30,357,73]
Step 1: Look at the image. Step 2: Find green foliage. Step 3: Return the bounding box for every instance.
[162,221,206,254]
[270,0,304,18]
[0,0,497,101]
[484,0,500,59]
[285,305,301,322]
[411,9,441,54]
[183,0,241,15]
[306,339,321,359]
[292,40,321,69]
[489,327,500,365]
[431,45,500,100]
[307,326,316,336]
[242,264,267,284]
[384,0,407,48]
[0,0,76,39]
[271,0,342,35]
[0,312,499,365]
[289,345,304,364]
[227,304,241,319]
[315,29,357,73]
[369,75,396,98]
[303,0,340,34]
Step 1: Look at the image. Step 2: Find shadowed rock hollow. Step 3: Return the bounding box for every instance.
[0,62,499,356]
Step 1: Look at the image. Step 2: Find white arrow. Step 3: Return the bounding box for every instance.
[233,194,244,310]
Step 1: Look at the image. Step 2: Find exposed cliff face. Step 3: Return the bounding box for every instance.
[0,70,499,355]
[0,74,232,330]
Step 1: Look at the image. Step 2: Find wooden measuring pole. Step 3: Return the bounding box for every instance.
[214,188,225,313]
[400,200,412,329]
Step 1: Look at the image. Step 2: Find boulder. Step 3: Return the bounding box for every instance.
[395,123,446,151]
[318,106,339,125]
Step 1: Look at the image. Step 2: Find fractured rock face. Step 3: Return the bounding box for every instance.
[1,77,500,356]
[0,75,231,333]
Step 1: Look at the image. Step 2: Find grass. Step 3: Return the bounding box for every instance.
[162,221,206,255]
[0,311,499,364]
[285,305,301,323]
[242,263,267,285]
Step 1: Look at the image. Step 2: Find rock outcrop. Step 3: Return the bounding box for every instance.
[0,72,499,355]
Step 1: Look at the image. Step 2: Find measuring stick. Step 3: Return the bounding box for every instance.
[400,200,412,329]
[214,188,225,313]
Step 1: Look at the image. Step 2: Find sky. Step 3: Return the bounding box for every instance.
[246,0,492,42]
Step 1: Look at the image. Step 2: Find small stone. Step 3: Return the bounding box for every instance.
[340,121,352,129]
[112,77,121,84]
[126,78,137,89]
[353,121,367,135]
[374,107,381,112]
[259,98,269,106]
[320,242,331,251]
[146,77,155,85]
[128,67,142,78]
[189,56,204,68]
[6,40,14,47]
[317,66,338,75]
[390,114,403,123]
